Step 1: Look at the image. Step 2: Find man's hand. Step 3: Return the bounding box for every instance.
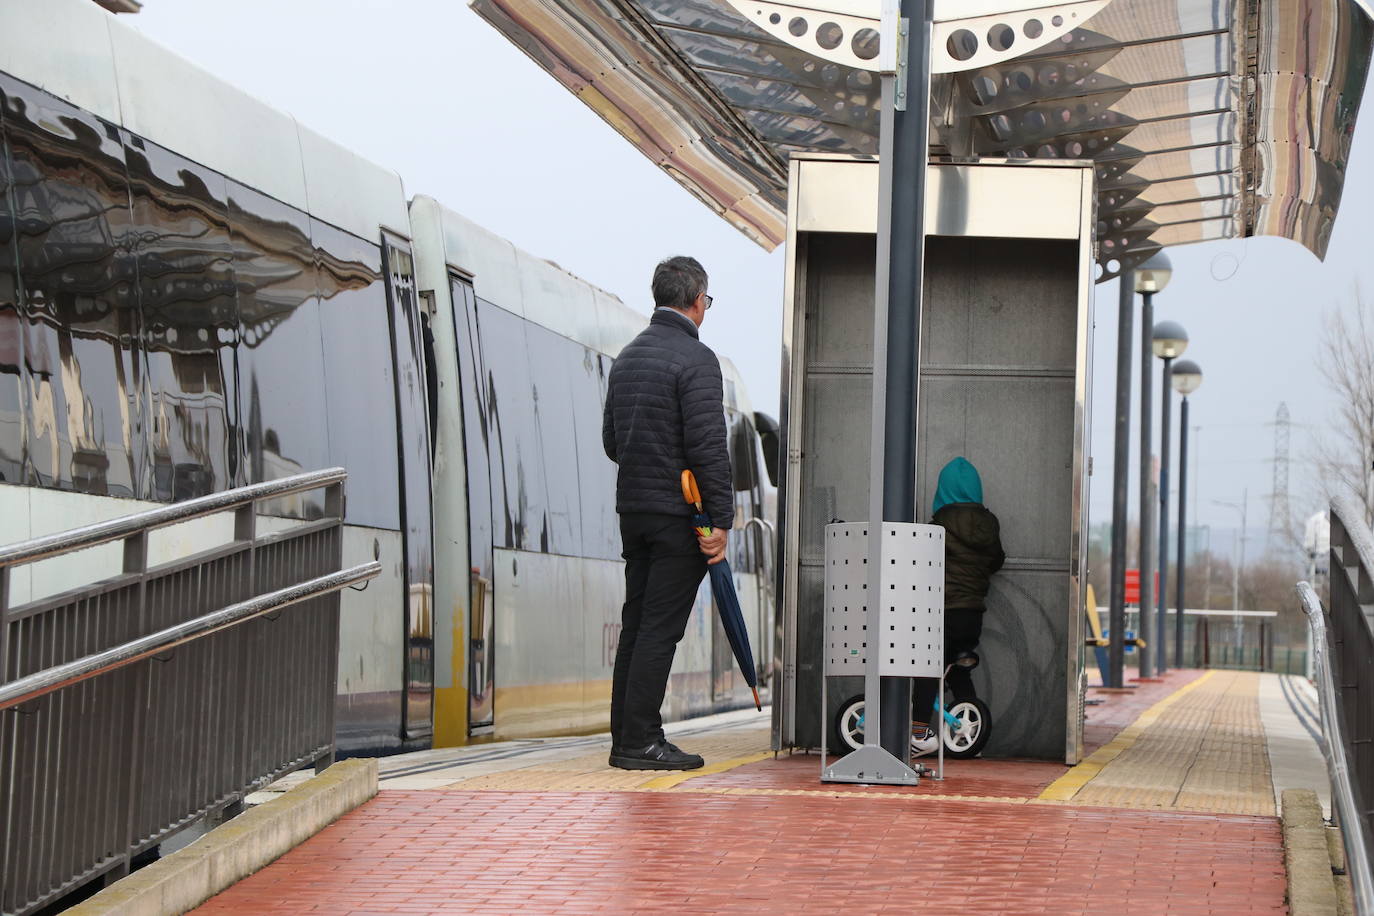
[697,528,728,565]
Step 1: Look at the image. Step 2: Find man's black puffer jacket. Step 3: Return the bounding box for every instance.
[603,308,735,530]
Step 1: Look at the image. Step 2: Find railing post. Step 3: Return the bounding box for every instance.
[234,503,256,790]
[115,530,150,881]
[321,482,344,769]
[0,563,8,913]
[1,564,9,682]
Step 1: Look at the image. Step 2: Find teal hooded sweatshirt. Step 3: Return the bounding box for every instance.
[932,456,984,515]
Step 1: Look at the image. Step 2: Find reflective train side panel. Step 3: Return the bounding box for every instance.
[412,200,775,744]
[0,0,434,755]
[0,0,774,754]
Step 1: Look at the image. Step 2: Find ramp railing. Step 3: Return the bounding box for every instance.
[0,469,380,916]
[1296,493,1374,911]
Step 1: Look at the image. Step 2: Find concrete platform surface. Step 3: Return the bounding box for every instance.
[190,670,1330,914]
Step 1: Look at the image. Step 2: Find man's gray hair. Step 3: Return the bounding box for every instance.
[651,256,708,311]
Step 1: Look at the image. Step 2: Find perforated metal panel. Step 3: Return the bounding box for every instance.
[824,522,944,678]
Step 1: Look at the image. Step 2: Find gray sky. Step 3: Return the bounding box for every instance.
[130,0,1374,539]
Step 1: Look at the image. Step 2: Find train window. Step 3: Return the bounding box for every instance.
[583,353,619,561]
[524,323,584,556]
[313,218,400,529]
[475,299,550,552]
[452,276,494,575]
[753,411,781,488]
[3,75,145,498]
[729,413,759,492]
[421,311,438,465]
[0,83,23,484]
[126,137,240,500]
[228,181,329,519]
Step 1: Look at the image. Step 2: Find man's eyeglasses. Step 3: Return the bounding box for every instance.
[703,293,713,309]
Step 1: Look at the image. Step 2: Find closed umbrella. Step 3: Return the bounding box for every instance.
[680,470,761,711]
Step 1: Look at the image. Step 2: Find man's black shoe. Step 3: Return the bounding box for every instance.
[608,739,704,771]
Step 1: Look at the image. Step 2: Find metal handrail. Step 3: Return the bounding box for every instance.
[1297,579,1374,913]
[0,467,347,568]
[0,561,380,711]
[744,517,778,682]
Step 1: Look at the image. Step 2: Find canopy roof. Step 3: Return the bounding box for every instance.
[473,0,1371,280]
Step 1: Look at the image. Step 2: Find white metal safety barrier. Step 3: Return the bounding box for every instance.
[821,522,944,784]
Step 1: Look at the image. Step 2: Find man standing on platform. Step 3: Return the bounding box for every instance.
[602,256,732,771]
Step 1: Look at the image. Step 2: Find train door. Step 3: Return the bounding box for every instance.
[450,275,496,734]
[382,235,435,742]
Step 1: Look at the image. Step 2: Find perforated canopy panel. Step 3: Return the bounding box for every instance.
[472,0,1370,279]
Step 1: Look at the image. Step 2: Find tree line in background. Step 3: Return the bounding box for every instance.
[1085,525,1313,615]
[1315,290,1374,527]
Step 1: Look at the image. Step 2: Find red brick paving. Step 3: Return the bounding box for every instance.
[194,789,1286,915]
[689,669,1208,802]
[693,751,1067,799]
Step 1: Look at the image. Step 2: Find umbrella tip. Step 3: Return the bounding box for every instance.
[752,687,761,711]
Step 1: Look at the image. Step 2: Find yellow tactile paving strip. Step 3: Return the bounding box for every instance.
[1047,669,1276,816]
[443,729,773,793]
[435,671,1279,817]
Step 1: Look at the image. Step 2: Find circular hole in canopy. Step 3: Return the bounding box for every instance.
[1052,14,1064,26]
[852,27,880,60]
[769,12,781,24]
[789,16,808,36]
[1022,109,1047,132]
[987,23,1014,51]
[1023,18,1043,39]
[1007,67,1033,92]
[1107,258,1122,274]
[1066,140,1084,156]
[817,21,844,50]
[946,28,978,61]
[1035,143,1058,158]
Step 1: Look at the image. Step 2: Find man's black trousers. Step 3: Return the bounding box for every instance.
[611,512,707,748]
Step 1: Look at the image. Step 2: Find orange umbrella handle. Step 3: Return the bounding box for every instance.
[680,470,712,536]
[680,470,702,511]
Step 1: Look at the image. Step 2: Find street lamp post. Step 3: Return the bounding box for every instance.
[1152,321,1189,674]
[1107,273,1135,688]
[1171,360,1203,667]
[1134,253,1172,679]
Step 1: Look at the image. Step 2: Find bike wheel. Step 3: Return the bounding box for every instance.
[832,695,866,752]
[941,697,992,758]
